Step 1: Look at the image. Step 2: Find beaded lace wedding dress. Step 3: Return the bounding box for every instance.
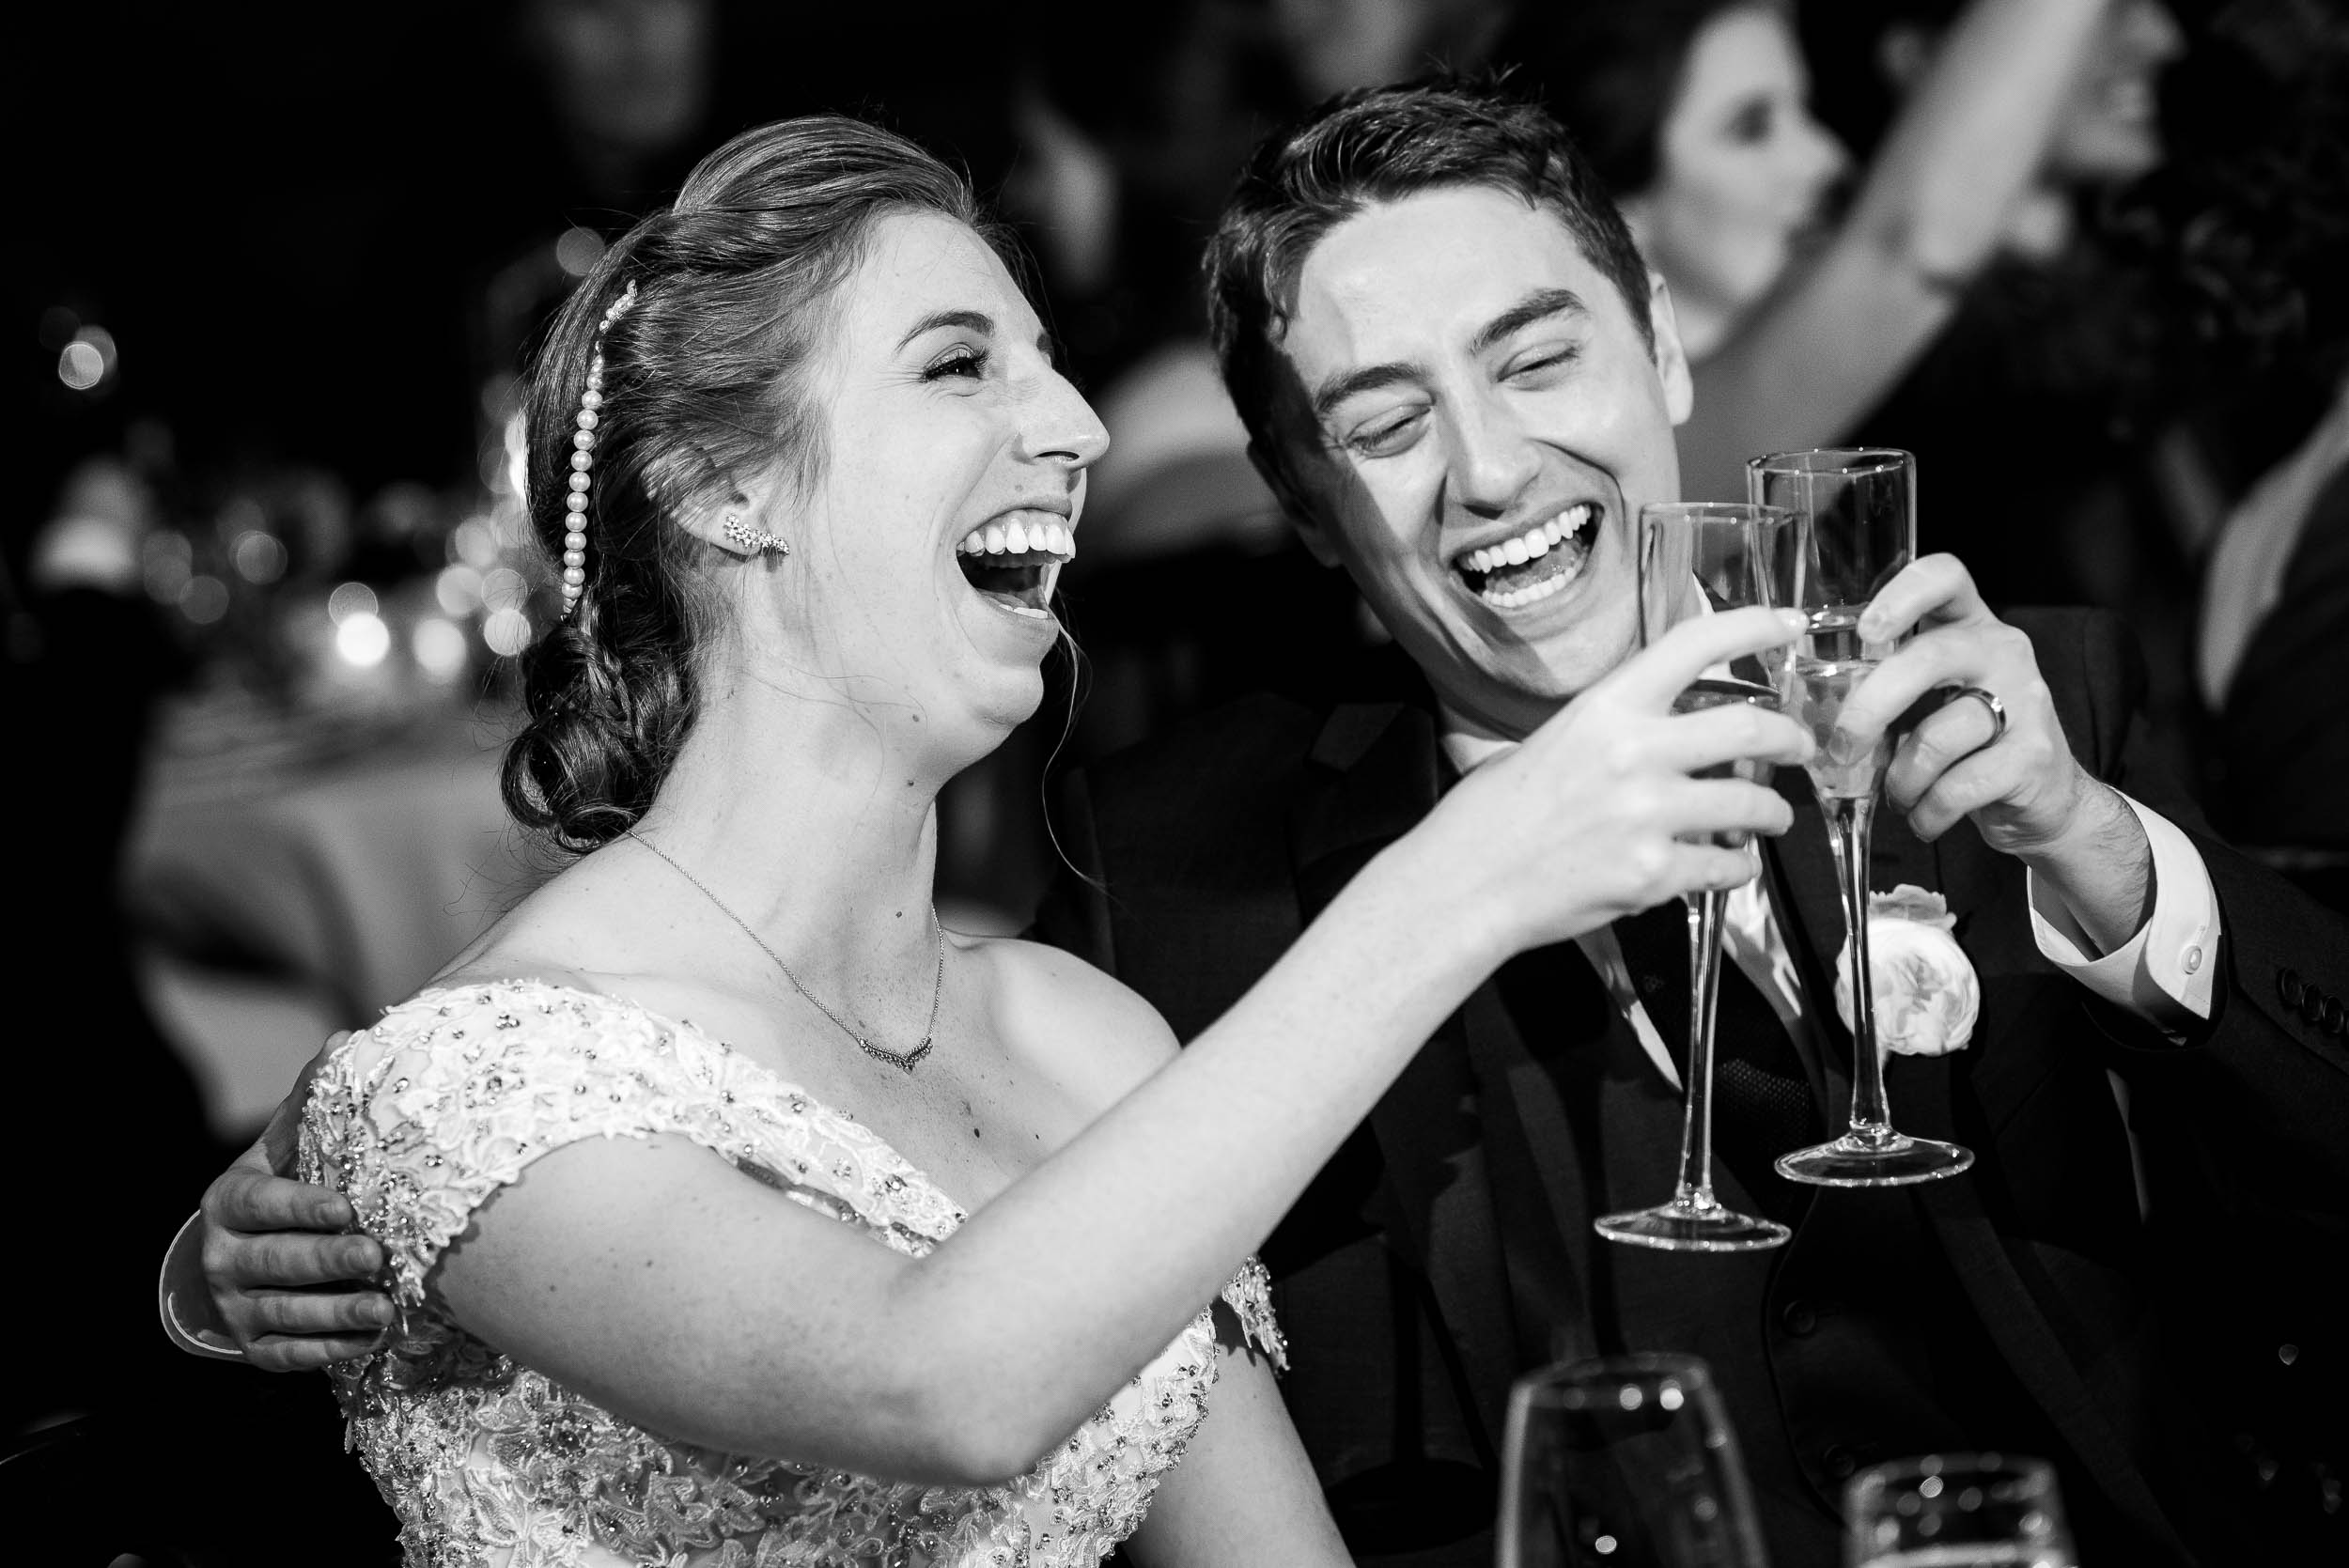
[298,980,1285,1568]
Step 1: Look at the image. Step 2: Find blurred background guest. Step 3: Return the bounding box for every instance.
[2199,380,2349,914]
[1490,0,2137,505]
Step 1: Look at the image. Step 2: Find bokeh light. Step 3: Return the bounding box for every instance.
[554,225,606,277]
[434,563,485,615]
[481,567,529,613]
[335,612,392,667]
[327,582,380,625]
[58,340,105,391]
[412,617,470,681]
[483,607,534,657]
[179,576,230,625]
[451,517,500,568]
[58,325,119,393]
[232,530,288,584]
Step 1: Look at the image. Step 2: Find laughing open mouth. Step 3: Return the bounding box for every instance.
[1452,503,1600,610]
[957,515,1076,618]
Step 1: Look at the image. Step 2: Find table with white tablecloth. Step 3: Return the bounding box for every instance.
[124,695,547,1136]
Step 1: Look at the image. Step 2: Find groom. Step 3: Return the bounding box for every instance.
[1025,84,2349,1566]
[175,83,2347,1566]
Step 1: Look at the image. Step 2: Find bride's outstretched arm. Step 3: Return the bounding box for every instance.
[428,607,1809,1485]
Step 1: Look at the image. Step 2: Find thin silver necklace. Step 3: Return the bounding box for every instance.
[625,830,942,1073]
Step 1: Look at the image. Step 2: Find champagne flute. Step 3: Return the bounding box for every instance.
[1498,1355,1770,1568]
[1845,1454,2077,1568]
[1746,449,1972,1187]
[1594,503,1795,1252]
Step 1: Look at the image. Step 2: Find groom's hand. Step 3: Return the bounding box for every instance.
[1830,554,2096,853]
[199,1032,396,1370]
[1832,554,2154,951]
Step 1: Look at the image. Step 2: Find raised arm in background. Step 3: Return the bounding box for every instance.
[1668,0,2124,496]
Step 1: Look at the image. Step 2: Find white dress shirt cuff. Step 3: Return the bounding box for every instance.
[2028,795,2219,1029]
[158,1211,245,1360]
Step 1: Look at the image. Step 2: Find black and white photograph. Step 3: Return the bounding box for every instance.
[8,1,2346,1563]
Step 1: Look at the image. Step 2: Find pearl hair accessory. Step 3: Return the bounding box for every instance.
[721,513,790,556]
[561,278,639,618]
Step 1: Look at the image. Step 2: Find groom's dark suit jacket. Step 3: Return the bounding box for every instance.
[1035,610,2349,1567]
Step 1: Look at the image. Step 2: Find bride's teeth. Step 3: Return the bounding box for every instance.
[1004,520,1030,554]
[1525,528,1550,557]
[984,523,1007,553]
[1503,536,1530,566]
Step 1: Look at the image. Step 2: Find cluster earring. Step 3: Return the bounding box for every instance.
[561,278,640,618]
[722,514,791,556]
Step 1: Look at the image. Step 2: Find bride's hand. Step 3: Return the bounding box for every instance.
[1422,605,1811,954]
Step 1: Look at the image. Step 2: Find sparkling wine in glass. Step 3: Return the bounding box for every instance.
[1747,449,1972,1187]
[1499,1355,1770,1568]
[1593,503,1796,1253]
[1845,1454,2077,1568]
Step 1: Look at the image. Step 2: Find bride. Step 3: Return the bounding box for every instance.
[273,115,1809,1565]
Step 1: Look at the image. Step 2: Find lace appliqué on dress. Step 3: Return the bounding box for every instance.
[297,980,1284,1568]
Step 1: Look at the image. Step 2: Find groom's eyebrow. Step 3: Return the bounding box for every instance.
[1309,287,1594,419]
[1312,361,1427,420]
[1470,287,1590,353]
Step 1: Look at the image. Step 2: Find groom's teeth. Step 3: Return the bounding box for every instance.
[1453,502,1599,607]
[1459,504,1594,576]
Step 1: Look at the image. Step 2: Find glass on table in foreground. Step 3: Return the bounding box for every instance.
[1746,447,1971,1187]
[1845,1453,2077,1568]
[1593,503,1796,1253]
[1500,1355,1768,1568]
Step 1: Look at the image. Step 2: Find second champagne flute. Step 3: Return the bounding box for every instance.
[1746,448,1972,1187]
[1593,503,1795,1252]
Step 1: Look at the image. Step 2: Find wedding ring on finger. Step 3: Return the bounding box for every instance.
[1947,685,2006,753]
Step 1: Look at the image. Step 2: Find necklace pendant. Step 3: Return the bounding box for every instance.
[858,1035,932,1074]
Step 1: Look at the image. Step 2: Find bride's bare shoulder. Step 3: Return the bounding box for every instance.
[957,932,1179,1105]
[427,850,670,997]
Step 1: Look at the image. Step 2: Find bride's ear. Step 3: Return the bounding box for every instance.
[678,477,793,558]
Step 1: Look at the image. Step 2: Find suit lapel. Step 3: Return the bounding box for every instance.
[1762,768,1858,1119]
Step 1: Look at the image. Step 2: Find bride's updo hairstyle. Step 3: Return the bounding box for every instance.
[505,116,997,852]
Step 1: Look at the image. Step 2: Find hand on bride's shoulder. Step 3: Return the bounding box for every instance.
[955,931,1179,1110]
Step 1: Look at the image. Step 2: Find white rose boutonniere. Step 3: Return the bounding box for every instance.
[1833,885,1980,1057]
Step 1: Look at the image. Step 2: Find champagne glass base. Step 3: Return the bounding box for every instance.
[1595,1199,1791,1252]
[1775,1131,1973,1188]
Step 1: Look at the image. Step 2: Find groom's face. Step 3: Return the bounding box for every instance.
[1264,185,1694,739]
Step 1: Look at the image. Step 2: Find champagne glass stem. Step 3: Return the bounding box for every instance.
[1822,794,1897,1141]
[1672,889,1730,1205]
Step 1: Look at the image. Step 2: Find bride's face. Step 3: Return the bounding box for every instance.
[768,211,1107,753]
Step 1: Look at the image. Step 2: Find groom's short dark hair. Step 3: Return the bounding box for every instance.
[1205,79,1653,462]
